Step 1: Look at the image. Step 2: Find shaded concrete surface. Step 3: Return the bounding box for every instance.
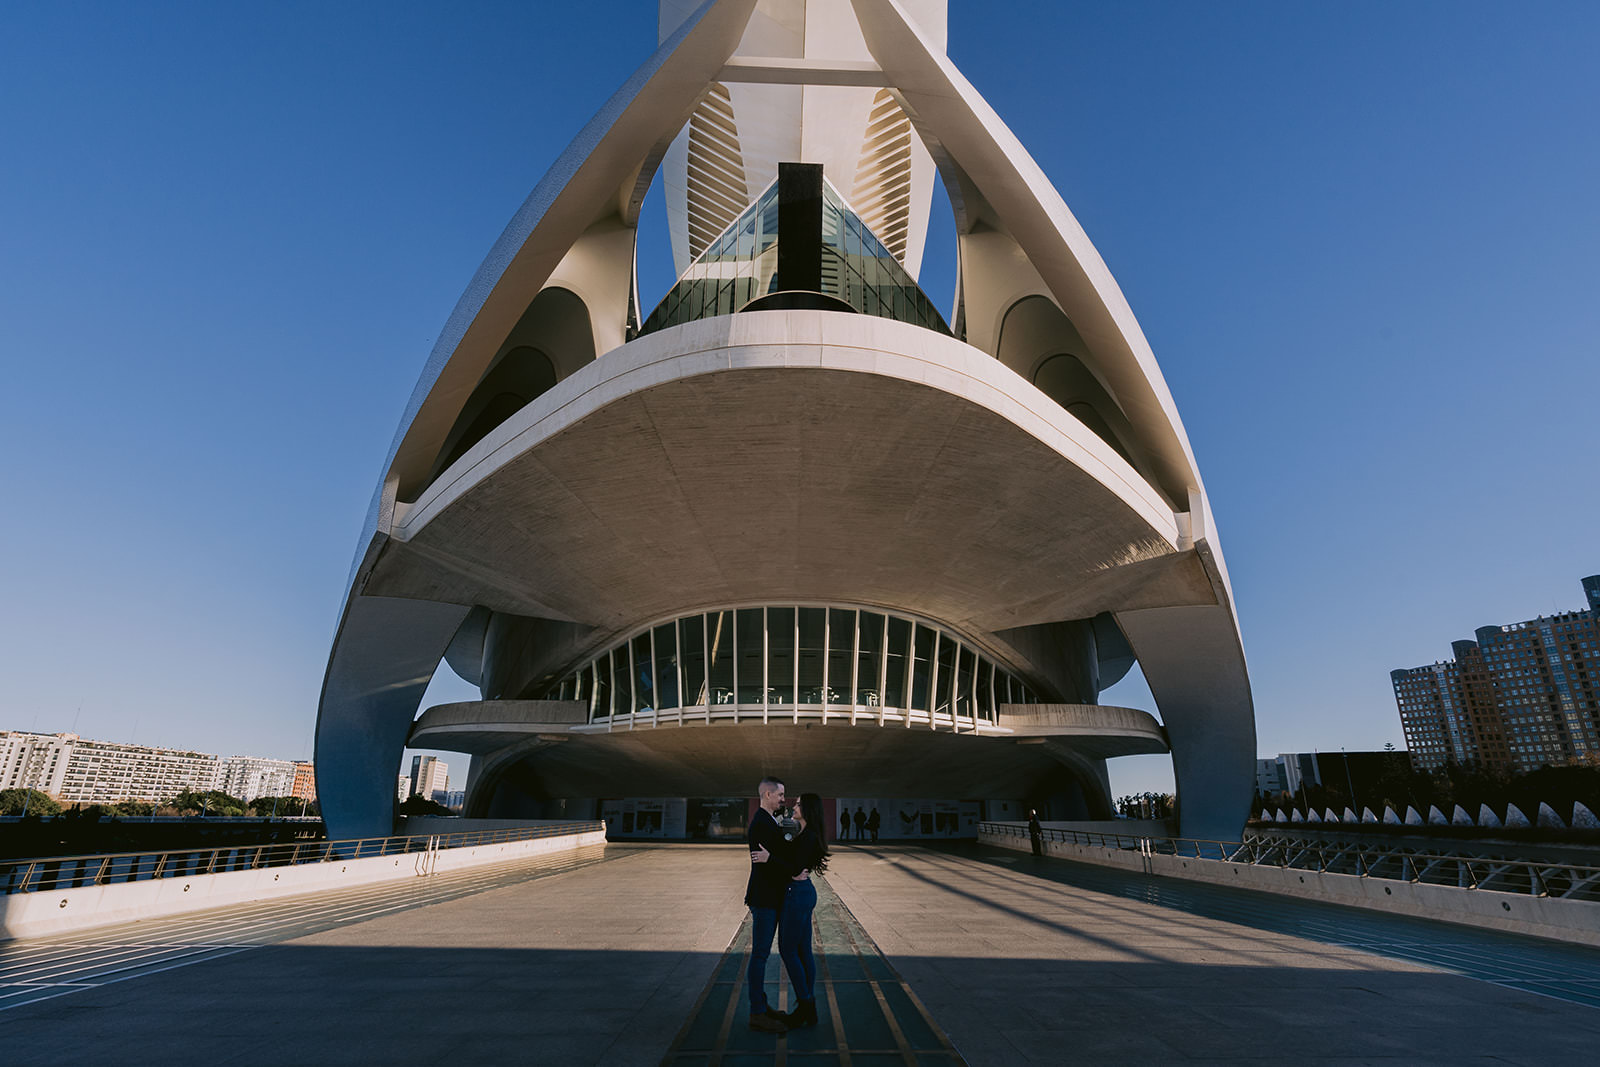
[0,843,747,1066]
[662,874,962,1064]
[825,843,1600,1065]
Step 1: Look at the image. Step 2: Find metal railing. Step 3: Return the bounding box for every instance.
[978,821,1600,902]
[0,821,604,897]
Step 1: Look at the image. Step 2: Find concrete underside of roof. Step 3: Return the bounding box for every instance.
[368,314,1215,647]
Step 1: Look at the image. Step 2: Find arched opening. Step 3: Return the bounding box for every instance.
[1033,354,1135,466]
[431,346,556,476]
[424,287,595,487]
[996,295,1152,478]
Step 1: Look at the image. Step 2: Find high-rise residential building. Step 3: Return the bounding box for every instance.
[0,731,74,795]
[409,756,448,801]
[313,0,1257,843]
[291,761,317,802]
[216,755,298,802]
[1393,576,1600,773]
[1254,758,1287,797]
[55,738,221,805]
[2,731,319,807]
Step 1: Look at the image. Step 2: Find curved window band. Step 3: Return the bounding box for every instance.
[539,604,1037,723]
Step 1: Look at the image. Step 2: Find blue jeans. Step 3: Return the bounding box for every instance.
[747,905,780,1015]
[778,879,817,1003]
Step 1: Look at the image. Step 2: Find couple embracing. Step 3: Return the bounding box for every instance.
[744,776,829,1034]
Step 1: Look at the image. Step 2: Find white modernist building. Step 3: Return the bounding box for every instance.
[315,0,1256,842]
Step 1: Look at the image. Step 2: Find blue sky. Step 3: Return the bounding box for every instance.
[2,2,1596,798]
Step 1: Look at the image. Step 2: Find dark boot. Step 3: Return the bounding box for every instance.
[785,999,818,1028]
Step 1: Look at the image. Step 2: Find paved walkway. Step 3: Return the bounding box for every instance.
[826,843,1600,1064]
[0,843,745,1065]
[661,874,961,1065]
[5,840,1600,1065]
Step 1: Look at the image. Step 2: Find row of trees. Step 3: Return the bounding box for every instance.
[0,787,318,819]
[1117,792,1174,819]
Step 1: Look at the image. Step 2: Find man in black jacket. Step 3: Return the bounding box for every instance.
[745,776,791,1033]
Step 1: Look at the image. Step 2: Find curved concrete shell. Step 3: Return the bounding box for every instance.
[315,0,1256,842]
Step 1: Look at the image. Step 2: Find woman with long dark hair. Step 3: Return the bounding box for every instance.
[776,791,828,1027]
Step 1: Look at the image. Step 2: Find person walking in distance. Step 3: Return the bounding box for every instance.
[866,806,881,844]
[839,805,850,842]
[853,805,867,841]
[1027,808,1043,857]
[745,776,792,1033]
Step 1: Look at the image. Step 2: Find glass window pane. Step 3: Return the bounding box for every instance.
[935,633,956,714]
[610,648,630,716]
[708,610,734,704]
[769,606,795,705]
[885,617,910,708]
[910,624,934,711]
[957,646,976,718]
[681,614,707,707]
[827,608,854,705]
[736,608,764,703]
[858,611,884,705]
[797,607,825,702]
[592,659,610,720]
[654,623,679,710]
[632,633,654,712]
[976,658,993,721]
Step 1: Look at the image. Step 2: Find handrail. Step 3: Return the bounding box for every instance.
[0,821,604,897]
[978,821,1600,903]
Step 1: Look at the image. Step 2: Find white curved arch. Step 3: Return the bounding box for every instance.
[849,1,1209,516]
[380,0,757,505]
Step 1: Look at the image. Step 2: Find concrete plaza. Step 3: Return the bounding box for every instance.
[4,842,1600,1064]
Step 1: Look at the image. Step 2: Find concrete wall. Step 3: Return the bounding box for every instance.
[1041,819,1174,837]
[0,828,605,942]
[980,827,1600,949]
[399,816,590,835]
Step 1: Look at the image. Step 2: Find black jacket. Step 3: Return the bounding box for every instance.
[745,808,794,908]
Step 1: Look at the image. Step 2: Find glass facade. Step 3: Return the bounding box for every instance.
[638,177,950,337]
[543,603,1037,723]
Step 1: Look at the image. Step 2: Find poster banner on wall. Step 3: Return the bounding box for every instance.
[663,798,688,838]
[600,798,685,838]
[688,798,748,839]
[892,801,925,838]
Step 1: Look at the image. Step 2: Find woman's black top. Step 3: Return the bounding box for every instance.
[782,824,826,877]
